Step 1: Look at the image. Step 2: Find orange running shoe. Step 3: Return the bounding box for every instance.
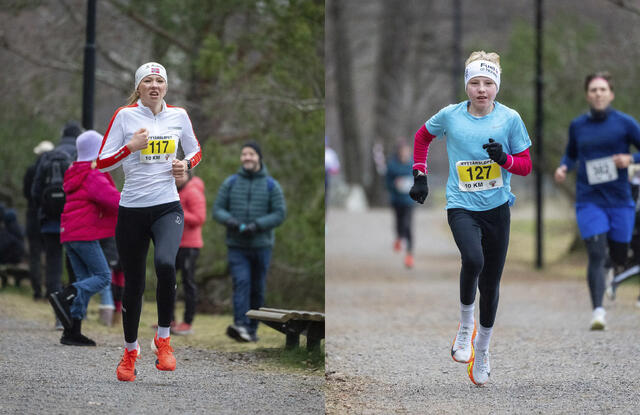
[393,239,402,252]
[152,334,176,371]
[404,254,414,268]
[116,347,139,382]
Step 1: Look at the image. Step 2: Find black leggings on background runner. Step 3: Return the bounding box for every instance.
[115,201,184,343]
[447,202,510,328]
[584,233,628,309]
[393,204,413,252]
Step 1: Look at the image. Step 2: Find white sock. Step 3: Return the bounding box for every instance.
[157,326,171,339]
[475,324,493,351]
[593,307,606,316]
[125,340,138,352]
[460,302,475,327]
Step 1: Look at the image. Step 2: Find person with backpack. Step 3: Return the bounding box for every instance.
[48,130,121,346]
[213,141,286,343]
[31,121,81,328]
[96,62,202,382]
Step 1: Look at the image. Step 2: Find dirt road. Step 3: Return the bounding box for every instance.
[326,207,640,414]
[0,307,323,414]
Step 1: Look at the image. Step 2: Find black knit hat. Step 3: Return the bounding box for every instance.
[62,121,83,139]
[242,140,262,160]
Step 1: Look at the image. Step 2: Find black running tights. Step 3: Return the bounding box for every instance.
[116,202,184,343]
[393,204,414,252]
[584,233,628,309]
[447,203,510,328]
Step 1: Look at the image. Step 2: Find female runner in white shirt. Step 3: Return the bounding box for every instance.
[97,62,202,382]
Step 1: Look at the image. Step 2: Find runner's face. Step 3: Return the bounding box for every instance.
[586,78,614,111]
[241,147,260,172]
[466,76,497,113]
[137,75,167,107]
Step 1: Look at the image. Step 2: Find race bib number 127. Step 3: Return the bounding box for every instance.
[456,159,503,192]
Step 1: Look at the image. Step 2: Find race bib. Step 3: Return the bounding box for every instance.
[140,137,177,163]
[395,176,413,194]
[456,159,503,192]
[585,156,618,185]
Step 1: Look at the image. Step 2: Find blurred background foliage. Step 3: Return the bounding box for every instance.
[1,0,324,311]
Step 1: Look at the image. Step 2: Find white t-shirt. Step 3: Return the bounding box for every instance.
[97,99,202,208]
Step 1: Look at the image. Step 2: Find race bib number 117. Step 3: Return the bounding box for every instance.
[140,138,176,163]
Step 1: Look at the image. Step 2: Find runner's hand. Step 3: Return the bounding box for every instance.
[483,138,508,165]
[172,159,188,178]
[409,169,429,204]
[554,165,567,183]
[128,128,149,152]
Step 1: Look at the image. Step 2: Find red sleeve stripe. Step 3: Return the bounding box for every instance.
[412,125,436,174]
[504,148,532,176]
[171,105,203,169]
[96,104,136,170]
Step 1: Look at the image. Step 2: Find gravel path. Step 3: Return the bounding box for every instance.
[0,314,323,414]
[326,208,640,414]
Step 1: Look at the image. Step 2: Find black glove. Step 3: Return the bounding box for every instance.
[239,222,259,236]
[409,169,429,204]
[482,138,508,165]
[225,217,241,231]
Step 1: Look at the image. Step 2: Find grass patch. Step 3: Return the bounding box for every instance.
[508,217,577,265]
[0,284,324,374]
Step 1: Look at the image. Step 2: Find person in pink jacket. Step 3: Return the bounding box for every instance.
[171,170,206,335]
[48,130,121,346]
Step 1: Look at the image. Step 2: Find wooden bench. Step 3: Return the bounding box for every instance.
[246,307,325,350]
[0,263,30,289]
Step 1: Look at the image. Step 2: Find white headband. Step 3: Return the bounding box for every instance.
[464,60,501,92]
[134,62,168,90]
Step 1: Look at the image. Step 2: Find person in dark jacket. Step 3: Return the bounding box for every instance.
[0,202,25,267]
[31,121,82,328]
[385,139,416,268]
[23,140,54,299]
[213,141,286,342]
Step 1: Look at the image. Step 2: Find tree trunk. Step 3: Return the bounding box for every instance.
[328,0,362,186]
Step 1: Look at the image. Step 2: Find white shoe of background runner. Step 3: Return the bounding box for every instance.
[590,307,606,331]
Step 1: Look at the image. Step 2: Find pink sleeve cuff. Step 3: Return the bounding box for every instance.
[413,125,435,174]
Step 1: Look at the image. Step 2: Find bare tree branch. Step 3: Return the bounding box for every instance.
[58,0,83,25]
[604,0,640,15]
[237,94,323,112]
[0,34,126,92]
[104,0,194,54]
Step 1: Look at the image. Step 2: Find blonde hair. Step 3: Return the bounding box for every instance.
[465,51,501,73]
[126,89,140,105]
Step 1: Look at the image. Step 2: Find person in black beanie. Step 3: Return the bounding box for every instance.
[31,121,82,328]
[213,141,286,342]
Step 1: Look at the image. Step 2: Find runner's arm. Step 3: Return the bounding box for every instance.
[97,108,130,172]
[559,122,578,171]
[502,148,532,176]
[180,111,202,169]
[412,125,435,174]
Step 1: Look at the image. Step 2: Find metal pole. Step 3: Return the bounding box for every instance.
[452,0,462,102]
[535,0,544,268]
[82,0,96,130]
